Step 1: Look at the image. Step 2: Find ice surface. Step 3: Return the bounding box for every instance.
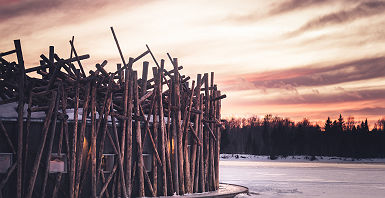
[220,155,385,198]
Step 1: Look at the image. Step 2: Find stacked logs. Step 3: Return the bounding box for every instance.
[0,27,226,198]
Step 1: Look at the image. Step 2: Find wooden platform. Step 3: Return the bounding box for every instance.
[161,183,249,198]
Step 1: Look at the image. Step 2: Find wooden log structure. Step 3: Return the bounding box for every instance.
[0,29,226,198]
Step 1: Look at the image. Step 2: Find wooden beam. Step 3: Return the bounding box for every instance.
[133,71,145,197]
[25,91,57,198]
[14,39,24,198]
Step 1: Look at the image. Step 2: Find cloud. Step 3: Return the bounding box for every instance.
[269,0,332,15]
[240,56,385,89]
[260,88,385,105]
[288,1,385,36]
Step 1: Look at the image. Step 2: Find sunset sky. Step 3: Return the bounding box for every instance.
[1,0,385,126]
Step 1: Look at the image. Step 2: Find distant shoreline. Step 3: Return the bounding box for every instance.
[220,154,385,163]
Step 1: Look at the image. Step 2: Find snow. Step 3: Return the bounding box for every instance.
[0,102,169,123]
[220,154,385,198]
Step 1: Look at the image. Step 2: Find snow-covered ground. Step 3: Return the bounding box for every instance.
[220,154,385,198]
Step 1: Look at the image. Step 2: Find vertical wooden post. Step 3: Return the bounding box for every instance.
[52,85,68,198]
[121,58,132,178]
[91,81,97,198]
[198,93,205,192]
[110,98,128,198]
[173,58,185,195]
[209,72,215,191]
[141,61,149,96]
[74,81,91,198]
[125,59,134,198]
[25,91,57,198]
[133,71,145,197]
[203,73,210,191]
[158,60,168,196]
[70,71,80,198]
[152,67,158,196]
[14,39,24,198]
[23,90,32,194]
[41,87,61,198]
[191,74,201,192]
[170,80,180,195]
[215,90,221,189]
[183,81,195,193]
[49,46,54,73]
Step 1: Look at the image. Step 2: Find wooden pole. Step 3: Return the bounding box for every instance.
[70,72,80,198]
[41,87,61,198]
[25,91,57,198]
[215,90,221,189]
[111,101,128,198]
[133,71,145,197]
[208,72,215,191]
[152,67,158,196]
[99,163,118,197]
[125,61,134,198]
[69,40,86,77]
[198,94,205,192]
[191,74,201,192]
[173,58,185,195]
[144,168,155,197]
[141,61,149,97]
[52,85,68,198]
[74,81,91,198]
[91,80,97,198]
[183,81,195,193]
[203,73,210,191]
[14,39,24,198]
[158,60,168,196]
[23,90,32,192]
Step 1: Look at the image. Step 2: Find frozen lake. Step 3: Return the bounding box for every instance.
[220,158,385,198]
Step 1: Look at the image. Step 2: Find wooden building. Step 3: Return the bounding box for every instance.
[0,28,225,198]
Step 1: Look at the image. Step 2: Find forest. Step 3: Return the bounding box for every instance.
[221,114,385,158]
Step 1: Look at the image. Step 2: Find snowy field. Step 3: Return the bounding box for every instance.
[219,154,385,198]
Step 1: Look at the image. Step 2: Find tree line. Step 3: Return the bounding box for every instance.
[221,114,385,158]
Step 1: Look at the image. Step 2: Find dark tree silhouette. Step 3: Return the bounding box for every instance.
[221,115,385,158]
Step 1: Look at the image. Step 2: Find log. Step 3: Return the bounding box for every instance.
[141,61,149,97]
[173,58,185,195]
[144,168,155,197]
[133,50,150,63]
[198,94,205,192]
[157,60,168,196]
[41,87,61,198]
[99,163,118,197]
[25,91,57,198]
[125,67,133,198]
[190,74,201,192]
[203,73,209,191]
[110,103,128,198]
[151,67,158,196]
[91,81,97,198]
[74,81,91,198]
[209,72,215,191]
[69,76,80,198]
[215,90,221,189]
[52,85,68,198]
[14,39,24,198]
[182,81,195,193]
[133,71,145,197]
[69,40,86,77]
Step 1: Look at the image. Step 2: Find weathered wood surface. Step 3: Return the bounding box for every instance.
[0,34,225,197]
